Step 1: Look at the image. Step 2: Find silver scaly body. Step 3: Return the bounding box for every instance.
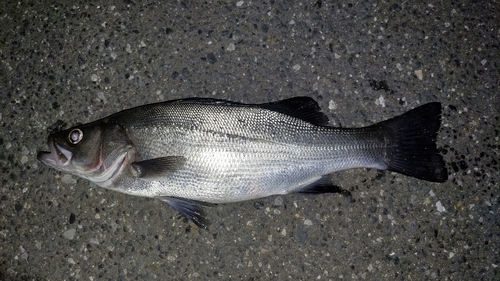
[38,97,447,228]
[113,100,384,202]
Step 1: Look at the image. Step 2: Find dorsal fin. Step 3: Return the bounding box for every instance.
[259,97,330,126]
[171,96,331,126]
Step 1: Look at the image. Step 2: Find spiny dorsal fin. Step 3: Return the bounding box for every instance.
[171,96,331,126]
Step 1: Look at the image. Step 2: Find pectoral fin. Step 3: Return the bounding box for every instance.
[131,156,186,179]
[158,197,214,229]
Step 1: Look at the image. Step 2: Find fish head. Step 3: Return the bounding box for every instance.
[38,121,135,186]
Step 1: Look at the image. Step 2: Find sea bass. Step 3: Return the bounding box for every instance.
[38,97,447,228]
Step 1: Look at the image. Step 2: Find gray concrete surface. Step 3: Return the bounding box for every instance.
[1,1,498,280]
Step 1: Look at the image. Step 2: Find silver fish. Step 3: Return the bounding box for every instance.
[38,97,447,228]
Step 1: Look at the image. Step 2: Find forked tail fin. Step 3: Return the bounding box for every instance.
[373,102,448,182]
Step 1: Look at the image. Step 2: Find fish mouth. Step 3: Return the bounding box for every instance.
[37,140,73,168]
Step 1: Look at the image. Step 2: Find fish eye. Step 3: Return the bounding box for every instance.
[68,128,83,144]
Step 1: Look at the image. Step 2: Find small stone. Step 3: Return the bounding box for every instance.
[61,174,77,184]
[97,92,107,103]
[281,228,287,236]
[328,100,337,110]
[63,228,76,240]
[89,237,99,245]
[304,219,313,226]
[236,1,244,7]
[90,74,99,82]
[436,201,446,212]
[20,251,28,260]
[376,95,386,107]
[423,197,431,205]
[19,246,28,260]
[21,146,29,155]
[21,156,29,164]
[227,43,235,51]
[274,196,283,206]
[293,64,301,71]
[414,69,423,80]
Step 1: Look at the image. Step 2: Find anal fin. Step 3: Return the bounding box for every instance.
[294,175,352,197]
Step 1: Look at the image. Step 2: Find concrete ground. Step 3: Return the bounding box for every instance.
[1,1,498,280]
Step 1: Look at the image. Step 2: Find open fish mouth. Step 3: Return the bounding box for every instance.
[37,140,73,169]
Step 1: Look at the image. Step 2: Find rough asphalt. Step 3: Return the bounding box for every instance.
[1,1,498,280]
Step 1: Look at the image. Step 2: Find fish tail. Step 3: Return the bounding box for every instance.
[374,102,448,182]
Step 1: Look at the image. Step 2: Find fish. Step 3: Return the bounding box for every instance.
[37,97,447,228]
